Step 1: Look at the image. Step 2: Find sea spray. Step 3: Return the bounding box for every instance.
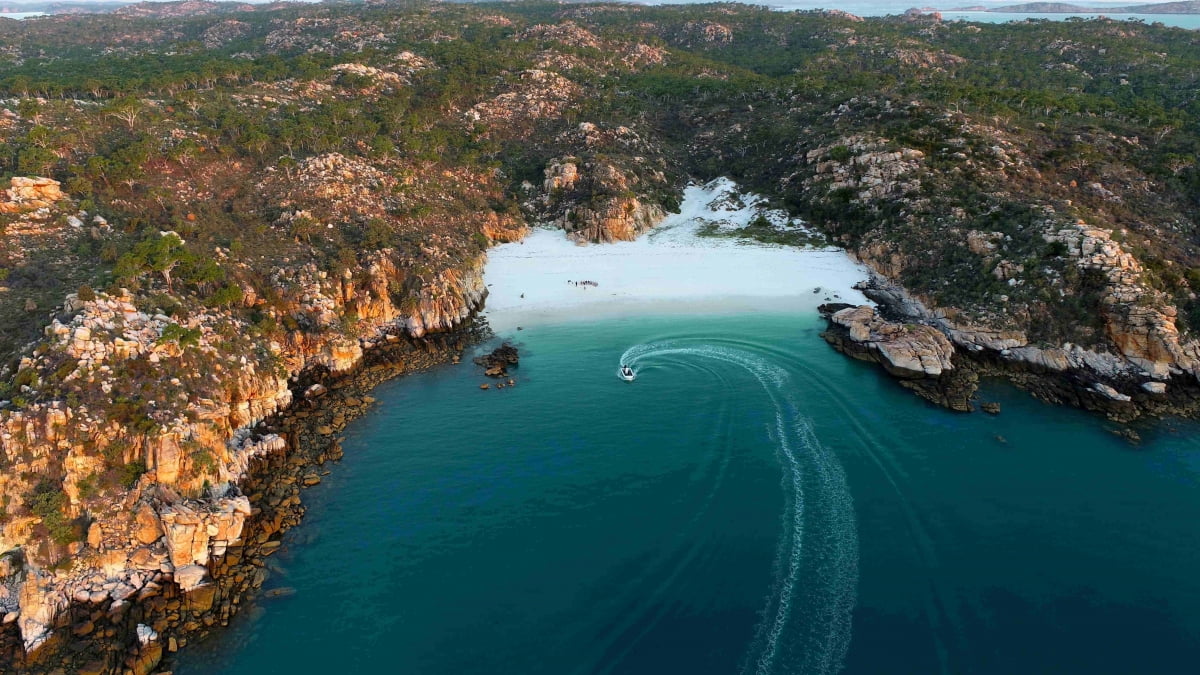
[620,340,859,675]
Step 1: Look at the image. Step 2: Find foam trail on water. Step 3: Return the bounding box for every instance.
[619,341,858,675]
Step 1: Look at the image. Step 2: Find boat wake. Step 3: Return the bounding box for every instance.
[619,340,858,675]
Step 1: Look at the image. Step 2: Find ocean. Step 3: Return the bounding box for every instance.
[177,311,1200,674]
[650,1,1200,29]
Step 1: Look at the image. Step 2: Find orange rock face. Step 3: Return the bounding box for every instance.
[0,177,65,214]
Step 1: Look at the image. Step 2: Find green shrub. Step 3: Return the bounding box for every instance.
[1186,268,1200,290]
[108,396,158,434]
[158,322,201,348]
[51,359,78,382]
[28,480,74,545]
[76,473,99,500]
[13,368,38,389]
[118,460,147,489]
[1043,241,1069,258]
[193,450,217,474]
[207,283,244,308]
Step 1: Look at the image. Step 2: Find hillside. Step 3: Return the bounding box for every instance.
[3,1,1200,671]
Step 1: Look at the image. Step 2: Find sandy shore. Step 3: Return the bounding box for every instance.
[481,178,872,331]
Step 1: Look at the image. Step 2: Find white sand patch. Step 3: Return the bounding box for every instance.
[482,178,872,331]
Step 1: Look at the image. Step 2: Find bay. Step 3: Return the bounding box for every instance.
[178,311,1200,674]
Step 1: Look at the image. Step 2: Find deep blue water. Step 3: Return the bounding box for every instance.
[179,312,1200,674]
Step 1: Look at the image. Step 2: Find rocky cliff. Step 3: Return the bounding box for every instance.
[0,172,506,670]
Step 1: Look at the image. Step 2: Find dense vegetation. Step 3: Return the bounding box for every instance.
[3,0,1200,374]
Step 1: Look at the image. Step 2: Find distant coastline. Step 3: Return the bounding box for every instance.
[948,1,1200,13]
[0,1,130,14]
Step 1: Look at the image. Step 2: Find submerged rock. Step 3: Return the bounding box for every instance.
[1110,427,1142,444]
[474,343,520,378]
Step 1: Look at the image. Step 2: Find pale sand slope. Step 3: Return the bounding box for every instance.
[481,178,873,331]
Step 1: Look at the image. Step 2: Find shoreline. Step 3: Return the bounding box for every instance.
[0,326,479,674]
[6,168,1187,670]
[483,179,874,333]
[819,281,1200,425]
[0,176,875,673]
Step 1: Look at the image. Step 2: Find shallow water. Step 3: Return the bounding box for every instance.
[178,312,1200,674]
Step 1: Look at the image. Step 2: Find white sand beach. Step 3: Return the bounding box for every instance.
[481,178,872,331]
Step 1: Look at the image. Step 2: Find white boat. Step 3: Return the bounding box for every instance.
[619,365,636,382]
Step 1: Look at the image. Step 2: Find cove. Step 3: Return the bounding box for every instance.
[177,311,1200,674]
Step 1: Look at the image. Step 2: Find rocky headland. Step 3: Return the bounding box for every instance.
[820,262,1200,422]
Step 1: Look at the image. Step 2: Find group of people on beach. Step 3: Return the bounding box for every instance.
[568,280,599,287]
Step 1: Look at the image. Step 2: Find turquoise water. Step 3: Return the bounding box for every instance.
[178,312,1200,674]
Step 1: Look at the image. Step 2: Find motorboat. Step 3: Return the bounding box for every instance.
[619,365,636,382]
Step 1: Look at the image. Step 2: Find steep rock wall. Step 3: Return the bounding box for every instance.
[0,210,494,660]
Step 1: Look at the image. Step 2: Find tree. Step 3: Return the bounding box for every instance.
[105,96,144,131]
[17,147,57,176]
[115,232,191,291]
[17,98,42,125]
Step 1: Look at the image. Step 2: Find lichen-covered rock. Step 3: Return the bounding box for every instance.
[16,571,67,652]
[159,496,251,570]
[1091,382,1132,403]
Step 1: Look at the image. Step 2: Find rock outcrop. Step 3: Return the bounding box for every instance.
[0,177,65,214]
[560,196,665,244]
[1044,222,1200,379]
[538,149,670,243]
[821,303,975,410]
[820,274,1200,421]
[0,166,509,669]
[473,343,519,378]
[826,305,953,377]
[1,329,463,672]
[804,136,925,203]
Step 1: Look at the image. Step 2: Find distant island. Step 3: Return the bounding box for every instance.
[951,1,1200,13]
[0,1,132,14]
